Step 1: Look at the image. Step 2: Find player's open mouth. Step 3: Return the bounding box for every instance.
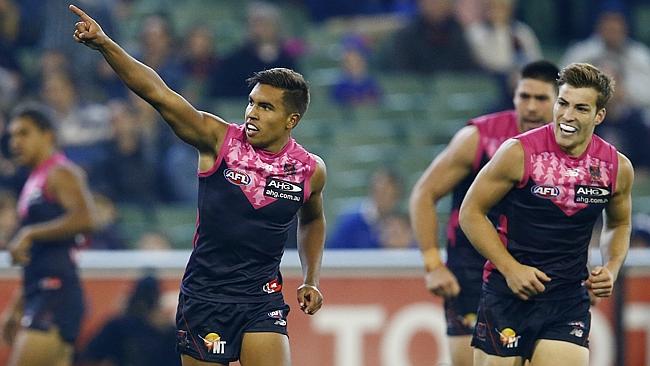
[246,123,259,133]
[559,123,577,134]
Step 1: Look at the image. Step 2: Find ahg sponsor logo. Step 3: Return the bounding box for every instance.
[264,178,302,201]
[531,185,560,199]
[224,169,251,186]
[574,185,610,204]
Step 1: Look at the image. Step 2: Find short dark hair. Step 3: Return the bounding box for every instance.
[246,68,310,118]
[10,103,56,132]
[521,60,560,91]
[557,63,615,110]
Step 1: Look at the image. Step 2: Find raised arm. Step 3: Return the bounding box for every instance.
[8,164,97,265]
[587,153,634,297]
[296,156,327,315]
[69,4,227,154]
[409,125,479,298]
[459,139,550,300]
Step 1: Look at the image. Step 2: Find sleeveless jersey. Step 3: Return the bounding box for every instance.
[17,153,81,296]
[181,124,317,303]
[484,124,618,298]
[447,110,519,269]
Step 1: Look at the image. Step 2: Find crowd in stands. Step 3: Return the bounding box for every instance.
[0,0,649,249]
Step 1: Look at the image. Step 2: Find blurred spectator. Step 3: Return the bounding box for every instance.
[631,213,650,248]
[462,0,543,109]
[327,167,410,249]
[561,4,650,109]
[304,0,416,21]
[593,59,650,173]
[135,231,172,251]
[379,0,477,74]
[0,190,17,247]
[88,192,127,250]
[79,273,180,366]
[330,35,383,107]
[104,99,157,206]
[0,0,22,112]
[180,25,221,107]
[210,1,299,98]
[39,70,112,190]
[0,112,27,194]
[379,213,417,249]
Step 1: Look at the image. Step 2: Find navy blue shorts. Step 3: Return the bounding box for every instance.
[175,293,290,363]
[471,289,590,360]
[444,266,482,336]
[22,282,85,343]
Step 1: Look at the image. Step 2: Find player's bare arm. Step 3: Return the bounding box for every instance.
[587,153,634,297]
[296,156,326,315]
[459,139,550,300]
[409,125,479,298]
[68,4,227,155]
[8,165,97,265]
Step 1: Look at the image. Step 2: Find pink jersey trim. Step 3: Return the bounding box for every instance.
[17,153,69,218]
[198,124,237,177]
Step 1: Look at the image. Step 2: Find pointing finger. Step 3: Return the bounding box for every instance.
[69,4,92,21]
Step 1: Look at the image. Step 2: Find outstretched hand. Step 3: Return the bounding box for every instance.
[69,4,107,49]
[297,284,323,315]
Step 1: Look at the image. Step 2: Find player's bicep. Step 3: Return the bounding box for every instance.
[300,157,326,223]
[156,90,228,152]
[463,139,523,214]
[48,166,95,224]
[605,154,634,228]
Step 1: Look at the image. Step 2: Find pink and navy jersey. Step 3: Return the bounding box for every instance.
[181,124,317,303]
[484,124,618,298]
[17,153,81,296]
[447,111,519,270]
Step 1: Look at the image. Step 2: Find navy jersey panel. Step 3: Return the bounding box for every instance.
[483,125,618,298]
[181,124,316,303]
[447,111,519,270]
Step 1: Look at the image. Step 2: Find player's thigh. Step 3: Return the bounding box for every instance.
[8,328,72,366]
[240,332,290,366]
[181,353,228,366]
[530,339,588,366]
[448,335,473,366]
[474,347,524,366]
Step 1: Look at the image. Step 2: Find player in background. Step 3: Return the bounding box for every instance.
[0,103,97,366]
[460,63,632,365]
[69,5,326,366]
[409,60,559,366]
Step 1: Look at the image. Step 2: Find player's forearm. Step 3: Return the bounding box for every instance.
[297,217,325,286]
[409,193,443,269]
[600,224,631,282]
[460,209,517,273]
[26,210,96,243]
[97,37,169,107]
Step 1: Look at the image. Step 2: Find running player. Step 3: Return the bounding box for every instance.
[409,60,558,366]
[1,103,97,366]
[69,5,326,366]
[459,63,633,366]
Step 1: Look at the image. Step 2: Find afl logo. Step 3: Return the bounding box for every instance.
[531,185,560,199]
[224,169,251,186]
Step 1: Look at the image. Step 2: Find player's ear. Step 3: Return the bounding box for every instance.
[287,113,300,129]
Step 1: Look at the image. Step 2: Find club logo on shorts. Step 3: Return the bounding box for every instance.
[224,169,252,186]
[176,330,189,349]
[462,313,477,329]
[531,185,560,199]
[262,278,283,294]
[568,321,585,338]
[498,328,520,348]
[268,310,287,326]
[200,332,227,354]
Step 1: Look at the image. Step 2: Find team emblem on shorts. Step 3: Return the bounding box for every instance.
[262,278,283,294]
[568,321,585,338]
[498,328,520,348]
[200,332,227,354]
[268,309,287,326]
[462,313,477,329]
